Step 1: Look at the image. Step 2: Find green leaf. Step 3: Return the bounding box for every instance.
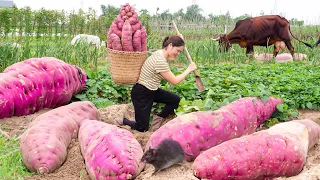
[206,89,215,98]
[261,96,270,103]
[184,106,200,112]
[192,99,204,108]
[203,99,214,110]
[91,98,113,108]
[290,111,299,118]
[306,102,313,109]
[75,93,87,100]
[265,118,279,128]
[179,98,188,106]
[276,104,284,112]
[227,95,240,102]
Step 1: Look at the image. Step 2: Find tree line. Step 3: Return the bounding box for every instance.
[0,4,305,40]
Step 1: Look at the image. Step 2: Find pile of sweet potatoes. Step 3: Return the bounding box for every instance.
[19,101,146,179]
[0,57,87,119]
[107,3,147,52]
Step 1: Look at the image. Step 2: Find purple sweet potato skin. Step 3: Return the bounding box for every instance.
[291,119,320,150]
[0,57,87,119]
[79,120,144,180]
[108,22,122,38]
[19,101,99,174]
[145,97,282,162]
[121,20,134,51]
[193,131,306,180]
[132,30,142,52]
[109,33,123,51]
[192,119,320,180]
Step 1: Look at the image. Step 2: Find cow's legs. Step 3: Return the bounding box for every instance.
[273,41,286,57]
[246,41,254,56]
[284,40,295,59]
[273,44,280,57]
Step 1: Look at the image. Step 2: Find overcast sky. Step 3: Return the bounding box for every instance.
[12,0,320,25]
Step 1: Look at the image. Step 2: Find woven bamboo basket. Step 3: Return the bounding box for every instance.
[107,48,147,85]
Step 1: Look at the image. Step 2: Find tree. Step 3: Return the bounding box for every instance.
[100,5,120,29]
[139,9,151,35]
[289,18,304,26]
[159,9,172,20]
[173,8,185,20]
[209,12,232,26]
[100,5,119,17]
[139,8,149,15]
[185,4,204,21]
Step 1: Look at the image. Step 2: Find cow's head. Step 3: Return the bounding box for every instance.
[214,34,232,52]
[211,25,233,52]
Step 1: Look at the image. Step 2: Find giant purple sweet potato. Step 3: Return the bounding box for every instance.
[121,20,134,51]
[132,30,142,52]
[131,21,141,32]
[192,119,320,180]
[19,101,99,174]
[108,22,122,38]
[109,33,123,51]
[79,120,144,180]
[0,57,87,119]
[145,97,282,161]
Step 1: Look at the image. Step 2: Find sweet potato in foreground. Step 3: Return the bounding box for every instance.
[19,101,99,174]
[79,120,144,180]
[0,57,87,119]
[146,97,282,161]
[192,119,320,180]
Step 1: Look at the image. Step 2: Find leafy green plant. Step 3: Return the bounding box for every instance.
[166,62,320,122]
[74,68,132,108]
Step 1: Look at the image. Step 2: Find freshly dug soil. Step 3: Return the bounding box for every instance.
[1,105,319,180]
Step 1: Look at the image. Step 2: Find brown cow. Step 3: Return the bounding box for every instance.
[212,15,313,57]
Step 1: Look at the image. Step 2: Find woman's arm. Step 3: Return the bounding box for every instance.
[160,62,197,85]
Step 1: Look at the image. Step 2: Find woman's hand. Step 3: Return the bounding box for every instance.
[187,62,197,73]
[160,62,197,86]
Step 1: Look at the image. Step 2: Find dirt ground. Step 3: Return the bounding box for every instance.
[0,105,320,180]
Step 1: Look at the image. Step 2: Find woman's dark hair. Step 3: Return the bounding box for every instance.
[162,35,185,49]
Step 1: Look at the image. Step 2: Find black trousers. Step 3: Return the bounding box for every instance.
[130,83,181,132]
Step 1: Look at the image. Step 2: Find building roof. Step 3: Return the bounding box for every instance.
[0,1,14,8]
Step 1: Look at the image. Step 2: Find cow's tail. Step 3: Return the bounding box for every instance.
[289,26,313,48]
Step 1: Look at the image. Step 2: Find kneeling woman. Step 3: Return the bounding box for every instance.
[115,35,197,132]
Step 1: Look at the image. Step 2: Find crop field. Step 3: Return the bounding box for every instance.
[1,4,320,180]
